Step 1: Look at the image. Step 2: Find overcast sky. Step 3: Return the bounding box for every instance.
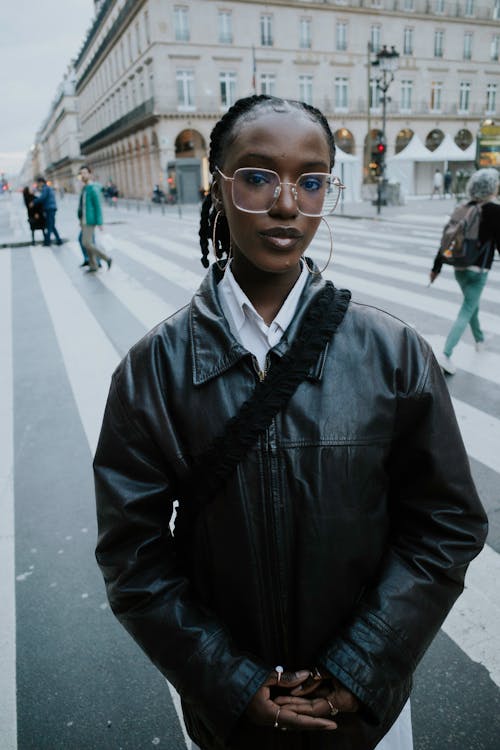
[0,0,95,176]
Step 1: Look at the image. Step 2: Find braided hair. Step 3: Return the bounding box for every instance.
[198,95,336,268]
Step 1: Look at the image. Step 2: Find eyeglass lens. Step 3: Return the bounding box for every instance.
[231,168,341,216]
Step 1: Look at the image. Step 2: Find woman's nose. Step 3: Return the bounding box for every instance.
[269,182,299,217]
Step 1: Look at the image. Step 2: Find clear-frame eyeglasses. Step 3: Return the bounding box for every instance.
[216,167,345,217]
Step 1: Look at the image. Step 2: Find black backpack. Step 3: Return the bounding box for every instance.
[439,201,489,268]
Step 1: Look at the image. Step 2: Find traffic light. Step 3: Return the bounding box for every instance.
[372,138,386,176]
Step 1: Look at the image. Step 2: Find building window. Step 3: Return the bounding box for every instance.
[135,21,141,54]
[486,83,497,114]
[403,28,414,55]
[299,75,313,105]
[463,32,473,60]
[299,18,311,49]
[260,73,276,96]
[219,72,236,108]
[335,77,349,109]
[130,77,137,109]
[139,72,145,104]
[176,69,195,108]
[492,35,500,61]
[336,22,347,52]
[464,0,474,16]
[370,25,381,53]
[144,10,151,45]
[455,128,473,150]
[495,0,500,19]
[174,7,190,42]
[218,11,232,44]
[403,0,414,10]
[260,14,273,46]
[435,0,445,12]
[459,81,471,112]
[434,30,444,57]
[400,80,413,111]
[430,81,442,112]
[369,78,380,109]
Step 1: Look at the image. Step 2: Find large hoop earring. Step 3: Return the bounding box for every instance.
[212,210,227,272]
[304,216,333,276]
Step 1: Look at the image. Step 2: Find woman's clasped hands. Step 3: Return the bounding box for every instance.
[244,667,359,732]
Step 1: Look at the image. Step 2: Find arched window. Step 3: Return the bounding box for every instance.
[334,128,355,154]
[425,128,444,151]
[395,128,414,154]
[455,128,473,150]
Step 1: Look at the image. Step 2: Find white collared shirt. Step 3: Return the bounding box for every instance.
[218,261,309,371]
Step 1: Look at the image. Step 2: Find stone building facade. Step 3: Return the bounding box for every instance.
[67,0,500,198]
[32,69,83,192]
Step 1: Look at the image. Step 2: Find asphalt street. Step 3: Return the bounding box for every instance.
[1,192,499,750]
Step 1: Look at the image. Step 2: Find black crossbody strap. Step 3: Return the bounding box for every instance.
[174,282,351,548]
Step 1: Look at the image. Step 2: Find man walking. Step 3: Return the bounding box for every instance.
[32,176,63,246]
[78,164,112,273]
[431,168,444,199]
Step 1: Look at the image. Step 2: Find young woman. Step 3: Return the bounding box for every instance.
[430,167,500,375]
[94,96,487,750]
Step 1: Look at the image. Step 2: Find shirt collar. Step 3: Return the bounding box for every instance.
[219,260,309,335]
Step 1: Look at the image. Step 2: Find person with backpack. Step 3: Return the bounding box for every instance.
[430,167,500,375]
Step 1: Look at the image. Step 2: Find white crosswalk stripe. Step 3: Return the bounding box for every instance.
[3,197,500,747]
[0,250,17,750]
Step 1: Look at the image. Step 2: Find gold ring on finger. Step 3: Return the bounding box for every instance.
[326,698,339,717]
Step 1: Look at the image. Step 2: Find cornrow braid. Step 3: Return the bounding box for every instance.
[198,95,337,267]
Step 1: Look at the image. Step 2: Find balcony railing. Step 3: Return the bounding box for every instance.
[81,98,155,153]
[320,0,498,20]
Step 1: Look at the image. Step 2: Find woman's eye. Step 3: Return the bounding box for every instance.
[244,171,272,186]
[300,176,323,192]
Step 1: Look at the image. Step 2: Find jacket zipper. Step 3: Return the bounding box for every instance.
[252,354,270,382]
[252,354,289,659]
[263,424,289,662]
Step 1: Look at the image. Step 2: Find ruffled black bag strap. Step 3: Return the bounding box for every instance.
[174,282,351,548]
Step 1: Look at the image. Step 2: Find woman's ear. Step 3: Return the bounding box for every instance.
[211,178,224,212]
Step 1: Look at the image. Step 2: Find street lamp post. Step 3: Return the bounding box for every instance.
[371,45,399,215]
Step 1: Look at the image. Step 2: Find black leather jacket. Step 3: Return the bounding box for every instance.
[94,266,487,750]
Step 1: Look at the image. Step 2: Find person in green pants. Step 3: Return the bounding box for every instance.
[430,168,500,374]
[78,164,113,273]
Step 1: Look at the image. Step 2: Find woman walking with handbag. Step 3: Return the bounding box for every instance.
[94,96,486,750]
[430,167,500,374]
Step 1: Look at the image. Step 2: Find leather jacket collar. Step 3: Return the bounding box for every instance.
[189,260,328,386]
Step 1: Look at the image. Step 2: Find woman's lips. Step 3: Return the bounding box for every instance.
[258,227,303,249]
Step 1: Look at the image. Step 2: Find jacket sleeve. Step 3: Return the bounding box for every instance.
[32,186,46,208]
[318,347,488,727]
[94,374,269,743]
[91,186,103,226]
[431,247,443,275]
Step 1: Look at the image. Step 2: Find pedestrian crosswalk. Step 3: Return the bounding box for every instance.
[2,199,500,748]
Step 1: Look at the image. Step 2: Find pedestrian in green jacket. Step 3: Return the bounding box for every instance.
[78,164,112,273]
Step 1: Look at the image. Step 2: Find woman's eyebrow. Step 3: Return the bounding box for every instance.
[237,153,330,171]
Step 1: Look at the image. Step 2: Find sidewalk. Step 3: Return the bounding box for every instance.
[0,191,453,248]
[337,193,455,226]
